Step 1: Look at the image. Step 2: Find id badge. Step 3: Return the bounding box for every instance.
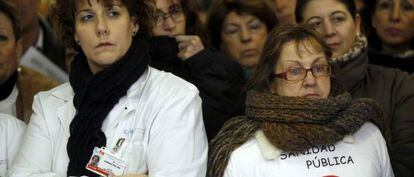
[86,147,126,177]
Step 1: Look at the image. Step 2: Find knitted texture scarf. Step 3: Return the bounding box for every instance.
[67,35,150,176]
[332,34,367,63]
[208,90,389,177]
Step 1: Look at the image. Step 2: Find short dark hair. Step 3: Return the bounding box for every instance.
[296,0,357,23]
[50,0,155,51]
[206,0,277,49]
[0,0,21,41]
[246,24,332,92]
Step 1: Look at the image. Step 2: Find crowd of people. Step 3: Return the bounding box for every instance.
[0,0,413,176]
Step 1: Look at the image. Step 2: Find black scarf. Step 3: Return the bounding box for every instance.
[67,35,150,176]
[149,36,190,80]
[0,71,17,101]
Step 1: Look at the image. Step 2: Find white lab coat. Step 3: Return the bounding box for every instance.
[224,122,394,177]
[0,114,26,177]
[9,67,208,177]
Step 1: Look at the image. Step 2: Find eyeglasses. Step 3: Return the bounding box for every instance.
[273,64,331,81]
[154,7,184,25]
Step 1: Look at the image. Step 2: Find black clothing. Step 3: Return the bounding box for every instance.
[0,72,17,100]
[368,51,414,73]
[149,36,245,140]
[39,17,67,72]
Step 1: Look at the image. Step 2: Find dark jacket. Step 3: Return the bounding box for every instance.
[336,50,414,177]
[368,50,414,73]
[149,36,245,140]
[39,17,67,72]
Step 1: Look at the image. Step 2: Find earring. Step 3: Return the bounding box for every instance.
[132,31,137,36]
[75,40,80,44]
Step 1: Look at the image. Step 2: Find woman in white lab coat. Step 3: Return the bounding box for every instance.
[9,0,208,176]
[0,113,25,177]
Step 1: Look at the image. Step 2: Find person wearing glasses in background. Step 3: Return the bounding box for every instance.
[208,24,393,177]
[149,0,245,140]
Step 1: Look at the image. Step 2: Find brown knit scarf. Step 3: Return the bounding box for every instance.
[208,90,390,177]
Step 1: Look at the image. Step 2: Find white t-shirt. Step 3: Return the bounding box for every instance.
[224,122,394,177]
[0,114,26,177]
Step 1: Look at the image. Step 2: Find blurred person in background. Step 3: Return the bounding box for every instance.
[0,0,58,123]
[361,0,414,72]
[207,0,277,80]
[8,0,68,82]
[150,0,246,140]
[273,0,297,24]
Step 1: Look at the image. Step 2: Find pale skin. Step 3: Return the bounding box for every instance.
[152,0,204,60]
[272,40,331,99]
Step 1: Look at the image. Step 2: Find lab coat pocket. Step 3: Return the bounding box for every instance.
[123,130,147,174]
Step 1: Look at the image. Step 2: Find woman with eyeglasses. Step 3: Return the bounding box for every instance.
[149,0,246,140]
[295,0,414,176]
[208,24,393,177]
[9,0,207,176]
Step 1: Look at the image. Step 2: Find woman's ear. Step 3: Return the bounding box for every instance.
[16,39,23,64]
[132,16,140,34]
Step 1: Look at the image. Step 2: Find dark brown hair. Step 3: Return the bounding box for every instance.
[0,0,21,41]
[50,0,155,51]
[180,0,211,45]
[206,0,277,49]
[246,24,333,92]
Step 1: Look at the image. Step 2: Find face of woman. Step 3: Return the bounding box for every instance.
[220,11,268,69]
[372,0,414,50]
[272,40,331,99]
[274,0,297,24]
[0,12,21,85]
[301,0,361,58]
[74,0,138,74]
[152,0,186,36]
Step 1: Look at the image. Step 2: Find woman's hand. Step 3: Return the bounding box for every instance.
[175,35,205,60]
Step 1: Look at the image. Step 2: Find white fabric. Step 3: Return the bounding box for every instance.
[20,47,68,83]
[0,86,18,118]
[9,67,208,177]
[0,114,26,177]
[224,122,394,177]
